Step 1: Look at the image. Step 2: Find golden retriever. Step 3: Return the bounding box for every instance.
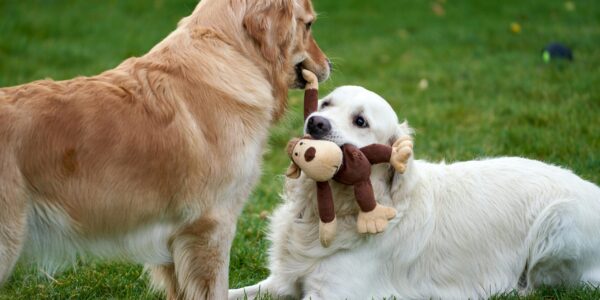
[0,0,329,299]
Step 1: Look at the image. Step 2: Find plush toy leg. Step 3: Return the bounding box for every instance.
[390,136,413,173]
[357,204,397,234]
[319,217,337,247]
[316,181,337,247]
[354,181,397,234]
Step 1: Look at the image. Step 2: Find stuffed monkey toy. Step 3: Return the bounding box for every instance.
[286,70,413,247]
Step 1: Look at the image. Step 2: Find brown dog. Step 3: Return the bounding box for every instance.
[0,0,329,299]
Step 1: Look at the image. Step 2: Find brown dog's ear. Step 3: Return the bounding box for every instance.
[243,0,293,63]
[285,162,301,179]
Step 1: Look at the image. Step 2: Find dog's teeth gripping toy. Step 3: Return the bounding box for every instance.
[286,70,412,247]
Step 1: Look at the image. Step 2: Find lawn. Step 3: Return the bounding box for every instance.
[1,0,599,299]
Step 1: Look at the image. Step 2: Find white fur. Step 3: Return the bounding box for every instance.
[230,86,600,299]
[24,202,177,274]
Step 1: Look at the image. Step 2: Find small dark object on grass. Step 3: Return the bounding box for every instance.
[542,43,573,63]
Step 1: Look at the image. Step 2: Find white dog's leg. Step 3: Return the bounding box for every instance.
[526,198,600,289]
[229,276,271,300]
[302,293,323,300]
[301,247,397,300]
[582,267,600,286]
[229,275,301,300]
[229,284,258,300]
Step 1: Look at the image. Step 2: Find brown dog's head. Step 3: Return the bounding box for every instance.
[242,0,330,89]
[183,0,330,119]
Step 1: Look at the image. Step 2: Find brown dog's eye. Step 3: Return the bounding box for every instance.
[306,22,312,30]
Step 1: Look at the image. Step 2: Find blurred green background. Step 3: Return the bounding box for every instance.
[1,0,599,299]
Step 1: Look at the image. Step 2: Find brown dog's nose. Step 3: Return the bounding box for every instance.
[307,116,331,139]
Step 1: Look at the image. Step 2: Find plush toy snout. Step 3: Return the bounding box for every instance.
[286,138,343,182]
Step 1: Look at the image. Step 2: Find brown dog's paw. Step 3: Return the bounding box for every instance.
[356,204,397,234]
[319,218,337,247]
[391,136,413,173]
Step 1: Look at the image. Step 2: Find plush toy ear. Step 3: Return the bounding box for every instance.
[243,0,293,63]
[286,137,300,156]
[286,162,301,179]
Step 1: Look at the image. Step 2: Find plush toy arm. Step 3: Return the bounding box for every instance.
[360,144,393,165]
[302,70,319,120]
[390,136,413,174]
[302,69,319,90]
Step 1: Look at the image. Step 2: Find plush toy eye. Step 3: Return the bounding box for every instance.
[300,142,304,146]
[294,152,299,156]
[353,116,369,128]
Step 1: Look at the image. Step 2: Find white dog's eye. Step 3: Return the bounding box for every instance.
[306,22,312,30]
[321,101,330,109]
[353,116,369,128]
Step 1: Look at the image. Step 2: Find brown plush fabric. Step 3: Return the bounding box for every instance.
[360,144,393,165]
[353,180,376,212]
[332,144,381,213]
[304,89,318,120]
[316,181,335,223]
[304,147,316,162]
[333,144,372,185]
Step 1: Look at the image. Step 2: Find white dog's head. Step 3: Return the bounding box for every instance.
[305,86,411,147]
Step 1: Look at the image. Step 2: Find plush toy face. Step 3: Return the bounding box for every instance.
[288,139,343,182]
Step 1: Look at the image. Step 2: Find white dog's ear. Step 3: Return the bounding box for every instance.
[388,120,414,145]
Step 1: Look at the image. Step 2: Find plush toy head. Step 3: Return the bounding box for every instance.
[286,138,343,182]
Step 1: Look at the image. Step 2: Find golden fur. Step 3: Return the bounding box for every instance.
[0,0,329,299]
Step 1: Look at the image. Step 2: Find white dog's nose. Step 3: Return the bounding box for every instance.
[307,116,331,139]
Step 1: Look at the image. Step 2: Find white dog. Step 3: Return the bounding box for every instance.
[230,86,600,299]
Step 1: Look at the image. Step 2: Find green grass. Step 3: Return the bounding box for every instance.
[1,0,599,299]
